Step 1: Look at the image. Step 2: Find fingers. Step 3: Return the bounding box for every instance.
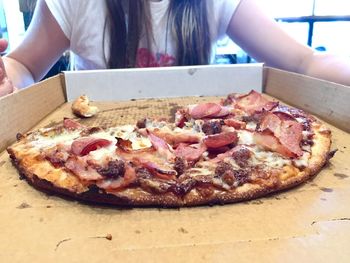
[0,68,15,97]
[0,79,15,97]
[0,39,8,53]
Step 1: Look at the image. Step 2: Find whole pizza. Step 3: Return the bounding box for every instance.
[7,91,332,207]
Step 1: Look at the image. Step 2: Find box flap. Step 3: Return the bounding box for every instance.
[64,64,263,101]
[264,67,350,133]
[0,75,66,152]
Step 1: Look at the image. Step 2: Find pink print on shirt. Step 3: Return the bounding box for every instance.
[136,48,176,67]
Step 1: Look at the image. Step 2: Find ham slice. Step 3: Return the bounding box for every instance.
[203,131,238,149]
[189,103,222,119]
[136,158,177,180]
[257,112,303,157]
[150,129,201,145]
[236,90,278,114]
[147,132,175,161]
[63,118,84,130]
[65,157,104,181]
[174,143,207,162]
[253,131,295,158]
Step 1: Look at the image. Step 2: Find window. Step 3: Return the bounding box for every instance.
[1,0,25,51]
[216,0,350,64]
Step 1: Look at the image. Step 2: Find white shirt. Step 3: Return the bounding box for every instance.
[45,0,240,70]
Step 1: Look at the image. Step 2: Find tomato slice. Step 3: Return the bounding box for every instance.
[81,139,112,156]
[71,137,112,156]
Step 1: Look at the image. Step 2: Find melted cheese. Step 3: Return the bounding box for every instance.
[293,152,310,168]
[110,125,152,150]
[252,147,292,168]
[88,144,117,161]
[31,130,80,149]
[237,130,254,145]
[245,121,257,130]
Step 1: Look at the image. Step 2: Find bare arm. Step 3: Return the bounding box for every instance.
[4,0,69,88]
[227,0,350,86]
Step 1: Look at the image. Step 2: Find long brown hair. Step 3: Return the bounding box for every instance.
[105,0,211,68]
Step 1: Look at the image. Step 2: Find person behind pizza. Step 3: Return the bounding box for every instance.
[1,0,350,97]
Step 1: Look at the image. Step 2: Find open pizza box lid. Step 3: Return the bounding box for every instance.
[1,64,350,262]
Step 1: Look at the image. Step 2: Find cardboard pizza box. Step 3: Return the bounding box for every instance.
[0,64,349,262]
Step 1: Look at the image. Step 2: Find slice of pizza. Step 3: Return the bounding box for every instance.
[7,91,333,207]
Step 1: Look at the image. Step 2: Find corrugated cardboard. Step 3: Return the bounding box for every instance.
[0,65,349,262]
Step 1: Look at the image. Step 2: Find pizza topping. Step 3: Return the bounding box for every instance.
[65,156,104,181]
[278,120,303,156]
[224,119,246,129]
[170,178,197,196]
[97,160,125,179]
[71,137,112,156]
[134,158,177,180]
[63,118,84,130]
[174,143,207,163]
[97,164,137,190]
[201,120,222,135]
[149,128,201,145]
[203,131,238,149]
[258,113,303,157]
[174,108,188,128]
[213,161,249,187]
[259,112,281,133]
[231,147,252,167]
[253,131,295,158]
[235,90,278,114]
[44,145,70,168]
[215,161,233,177]
[233,169,251,186]
[139,178,172,194]
[136,118,147,129]
[174,157,186,175]
[147,132,175,161]
[189,103,222,119]
[80,127,103,137]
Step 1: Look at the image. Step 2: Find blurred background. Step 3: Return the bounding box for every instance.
[0,0,350,72]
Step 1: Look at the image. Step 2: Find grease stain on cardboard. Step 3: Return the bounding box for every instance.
[334,173,349,180]
[16,202,31,209]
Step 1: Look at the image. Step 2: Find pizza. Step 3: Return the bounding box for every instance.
[7,91,333,207]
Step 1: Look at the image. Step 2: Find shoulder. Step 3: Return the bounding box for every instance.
[44,0,106,39]
[207,0,241,39]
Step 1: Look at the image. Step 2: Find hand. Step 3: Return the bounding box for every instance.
[0,39,16,97]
